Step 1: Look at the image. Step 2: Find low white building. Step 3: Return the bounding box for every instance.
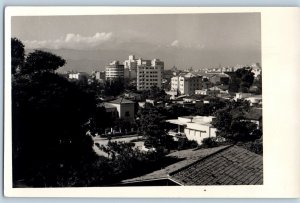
[166,116,217,144]
[235,93,262,106]
[68,72,89,81]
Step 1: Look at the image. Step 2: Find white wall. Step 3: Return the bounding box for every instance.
[184,124,216,144]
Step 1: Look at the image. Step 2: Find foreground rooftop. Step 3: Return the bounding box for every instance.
[121,145,263,186]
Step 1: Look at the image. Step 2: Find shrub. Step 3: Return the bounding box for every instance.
[201,137,218,148]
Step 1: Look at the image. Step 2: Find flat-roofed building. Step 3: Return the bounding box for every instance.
[105,60,124,81]
[171,73,202,95]
[136,58,164,91]
[166,116,217,144]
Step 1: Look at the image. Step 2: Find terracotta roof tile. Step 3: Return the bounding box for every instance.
[170,145,263,185]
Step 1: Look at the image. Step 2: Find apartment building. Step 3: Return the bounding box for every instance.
[171,72,202,95]
[123,55,138,80]
[136,58,164,91]
[105,60,124,81]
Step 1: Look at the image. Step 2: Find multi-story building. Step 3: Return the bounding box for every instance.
[94,71,106,81]
[124,55,138,80]
[105,60,124,81]
[171,73,202,95]
[136,58,164,91]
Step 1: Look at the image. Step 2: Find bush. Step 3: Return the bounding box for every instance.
[177,138,198,150]
[201,137,218,148]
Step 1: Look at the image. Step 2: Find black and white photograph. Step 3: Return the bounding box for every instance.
[4,6,300,199]
[9,10,264,188]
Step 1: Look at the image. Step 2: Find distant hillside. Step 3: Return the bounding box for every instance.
[25,48,134,73]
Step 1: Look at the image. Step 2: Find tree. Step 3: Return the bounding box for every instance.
[11,38,25,74]
[11,38,102,187]
[23,50,65,74]
[212,100,261,143]
[228,67,254,93]
[138,103,167,151]
[104,78,124,96]
[149,86,167,101]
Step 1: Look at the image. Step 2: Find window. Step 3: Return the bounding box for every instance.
[125,111,130,117]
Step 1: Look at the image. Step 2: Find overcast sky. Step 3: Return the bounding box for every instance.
[12,13,261,70]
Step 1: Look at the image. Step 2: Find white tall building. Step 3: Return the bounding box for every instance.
[105,60,124,81]
[123,55,138,80]
[136,58,164,91]
[171,73,202,95]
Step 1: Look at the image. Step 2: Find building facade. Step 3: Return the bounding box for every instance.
[171,73,202,95]
[124,55,138,80]
[68,72,89,83]
[136,58,164,91]
[105,60,124,81]
[166,116,217,144]
[107,98,135,122]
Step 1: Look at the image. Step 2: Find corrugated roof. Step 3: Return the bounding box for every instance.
[170,145,263,185]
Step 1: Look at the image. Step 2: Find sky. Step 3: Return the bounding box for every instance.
[12,13,261,72]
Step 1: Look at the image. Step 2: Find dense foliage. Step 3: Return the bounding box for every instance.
[212,99,262,147]
[228,67,255,93]
[11,38,106,187]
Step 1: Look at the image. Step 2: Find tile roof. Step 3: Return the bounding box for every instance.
[109,97,134,104]
[170,145,263,185]
[122,145,229,183]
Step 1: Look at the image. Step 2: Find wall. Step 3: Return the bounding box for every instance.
[110,103,135,121]
[184,124,216,144]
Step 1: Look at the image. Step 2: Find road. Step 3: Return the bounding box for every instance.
[92,135,145,157]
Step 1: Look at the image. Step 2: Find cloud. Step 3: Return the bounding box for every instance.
[170,40,179,47]
[24,32,113,50]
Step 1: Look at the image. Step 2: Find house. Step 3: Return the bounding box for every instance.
[166,116,217,144]
[234,93,262,106]
[120,145,263,186]
[100,103,118,119]
[104,98,135,122]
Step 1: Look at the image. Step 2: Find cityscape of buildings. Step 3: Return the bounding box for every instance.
[11,13,263,187]
[63,54,262,148]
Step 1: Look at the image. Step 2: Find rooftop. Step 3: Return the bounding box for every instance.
[109,97,135,104]
[122,145,263,185]
[170,145,263,185]
[166,116,215,126]
[122,145,229,183]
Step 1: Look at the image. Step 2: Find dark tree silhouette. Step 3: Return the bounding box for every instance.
[23,50,65,74]
[228,67,254,93]
[11,38,25,74]
[11,39,101,187]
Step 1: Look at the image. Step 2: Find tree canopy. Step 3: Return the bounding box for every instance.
[11,38,104,187]
[11,37,25,74]
[228,67,254,93]
[212,100,261,143]
[23,50,66,74]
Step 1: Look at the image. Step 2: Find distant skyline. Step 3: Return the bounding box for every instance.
[12,13,261,72]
